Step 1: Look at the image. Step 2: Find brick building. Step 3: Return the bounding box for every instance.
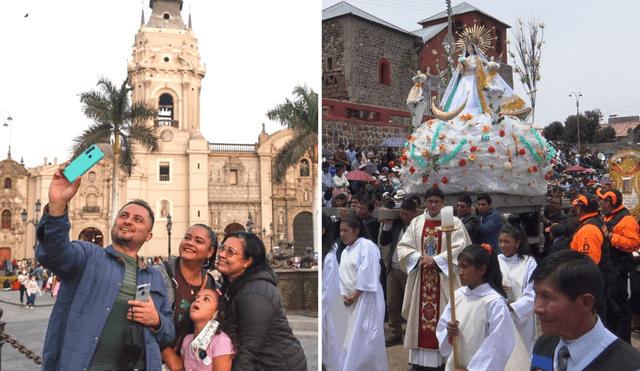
[322,1,516,155]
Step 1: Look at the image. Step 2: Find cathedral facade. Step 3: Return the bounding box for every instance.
[0,0,314,262]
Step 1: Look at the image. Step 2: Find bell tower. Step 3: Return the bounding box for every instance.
[126,0,210,235]
[127,0,206,136]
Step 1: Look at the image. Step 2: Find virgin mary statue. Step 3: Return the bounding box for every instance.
[439,25,531,119]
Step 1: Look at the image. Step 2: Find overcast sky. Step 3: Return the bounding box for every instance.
[0,0,320,168]
[321,0,640,129]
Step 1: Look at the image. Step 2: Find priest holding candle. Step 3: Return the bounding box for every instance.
[397,187,472,371]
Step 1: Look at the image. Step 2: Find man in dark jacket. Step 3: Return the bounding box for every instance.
[547,223,570,255]
[530,250,640,371]
[379,199,420,346]
[541,196,568,254]
[356,200,380,242]
[456,195,480,244]
[476,194,503,254]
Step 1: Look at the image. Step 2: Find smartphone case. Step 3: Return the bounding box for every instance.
[135,283,151,302]
[63,145,105,182]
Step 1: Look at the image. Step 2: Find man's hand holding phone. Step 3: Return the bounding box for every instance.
[49,145,105,217]
[48,162,83,217]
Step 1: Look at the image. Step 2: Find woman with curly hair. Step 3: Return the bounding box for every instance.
[181,288,238,371]
[218,231,306,371]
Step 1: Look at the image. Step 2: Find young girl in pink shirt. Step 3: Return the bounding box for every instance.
[181,288,237,371]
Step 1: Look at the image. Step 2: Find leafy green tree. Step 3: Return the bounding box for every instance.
[542,121,564,141]
[561,109,603,144]
[266,85,318,183]
[266,85,318,251]
[73,76,159,222]
[594,125,617,144]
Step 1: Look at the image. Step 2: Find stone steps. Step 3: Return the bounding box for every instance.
[287,314,318,338]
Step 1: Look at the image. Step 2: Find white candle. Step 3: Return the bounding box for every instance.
[441,206,454,227]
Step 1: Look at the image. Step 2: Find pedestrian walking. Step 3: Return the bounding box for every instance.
[17,270,27,305]
[25,274,42,309]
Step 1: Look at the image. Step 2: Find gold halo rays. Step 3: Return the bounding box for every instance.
[455,24,494,55]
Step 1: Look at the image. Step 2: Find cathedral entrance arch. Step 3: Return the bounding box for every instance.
[292,212,313,255]
[223,223,245,238]
[78,227,104,247]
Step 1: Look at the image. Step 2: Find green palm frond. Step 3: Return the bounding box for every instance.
[74,76,159,175]
[272,130,318,182]
[266,84,318,183]
[119,137,134,176]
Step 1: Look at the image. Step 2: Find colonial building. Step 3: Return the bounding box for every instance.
[0,0,314,262]
[322,1,514,152]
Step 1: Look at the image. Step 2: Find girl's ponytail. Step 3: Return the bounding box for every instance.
[458,244,507,298]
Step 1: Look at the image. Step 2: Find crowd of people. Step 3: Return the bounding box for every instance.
[28,163,308,371]
[322,179,640,370]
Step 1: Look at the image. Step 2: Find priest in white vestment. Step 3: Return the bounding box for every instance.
[396,187,471,370]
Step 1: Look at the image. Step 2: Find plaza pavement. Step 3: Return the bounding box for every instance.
[0,289,318,371]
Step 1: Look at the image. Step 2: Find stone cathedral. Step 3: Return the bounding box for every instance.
[0,0,314,262]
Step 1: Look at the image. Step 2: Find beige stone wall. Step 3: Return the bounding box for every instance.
[0,2,314,261]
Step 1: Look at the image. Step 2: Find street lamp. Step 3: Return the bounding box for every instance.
[166,214,172,259]
[269,222,274,250]
[569,92,582,152]
[246,214,254,234]
[1,109,13,158]
[21,199,42,249]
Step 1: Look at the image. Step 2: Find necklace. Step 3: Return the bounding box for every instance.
[184,274,202,295]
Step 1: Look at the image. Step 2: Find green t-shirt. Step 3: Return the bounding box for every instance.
[89,252,146,370]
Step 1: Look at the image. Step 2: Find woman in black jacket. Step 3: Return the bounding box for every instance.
[217,231,307,371]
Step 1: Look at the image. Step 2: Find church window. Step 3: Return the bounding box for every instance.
[83,193,99,213]
[163,13,170,20]
[495,29,503,55]
[159,162,170,182]
[379,58,391,86]
[158,93,175,127]
[229,170,238,185]
[4,178,11,189]
[1,210,10,230]
[164,57,170,62]
[327,57,333,70]
[455,20,464,34]
[300,160,310,177]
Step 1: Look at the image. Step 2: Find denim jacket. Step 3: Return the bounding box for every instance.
[36,209,175,371]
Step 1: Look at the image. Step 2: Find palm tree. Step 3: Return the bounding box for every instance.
[73,76,159,222]
[266,84,318,251]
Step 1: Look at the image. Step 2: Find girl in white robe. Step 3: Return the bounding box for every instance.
[497,224,538,356]
[322,213,345,371]
[338,216,387,371]
[437,244,530,371]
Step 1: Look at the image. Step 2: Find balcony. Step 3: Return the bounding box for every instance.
[209,143,256,152]
[82,206,100,213]
[154,119,178,128]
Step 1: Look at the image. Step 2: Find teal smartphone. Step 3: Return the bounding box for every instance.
[63,145,105,182]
